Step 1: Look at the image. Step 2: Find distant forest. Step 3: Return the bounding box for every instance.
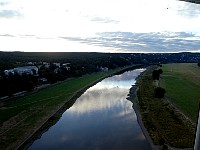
[0,52,200,71]
[0,52,200,98]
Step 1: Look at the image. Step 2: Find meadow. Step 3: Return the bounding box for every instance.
[161,63,200,121]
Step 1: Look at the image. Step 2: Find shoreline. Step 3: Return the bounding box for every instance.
[127,85,160,150]
[17,64,144,149]
[129,66,195,150]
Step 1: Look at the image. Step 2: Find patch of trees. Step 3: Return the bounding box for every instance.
[152,67,166,98]
[198,62,200,67]
[152,69,163,80]
[0,73,38,97]
[154,87,166,98]
[39,64,71,83]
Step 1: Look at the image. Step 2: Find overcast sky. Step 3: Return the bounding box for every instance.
[0,0,200,53]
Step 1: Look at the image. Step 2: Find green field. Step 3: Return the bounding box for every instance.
[0,67,128,149]
[161,63,200,121]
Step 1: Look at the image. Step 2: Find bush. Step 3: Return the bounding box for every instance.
[152,69,163,80]
[154,87,166,98]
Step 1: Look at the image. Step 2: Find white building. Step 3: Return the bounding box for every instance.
[62,63,71,71]
[4,69,15,75]
[100,67,108,72]
[14,66,39,75]
[53,63,61,68]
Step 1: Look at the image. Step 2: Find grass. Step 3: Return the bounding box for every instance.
[0,67,130,150]
[136,65,196,148]
[0,73,103,124]
[161,63,200,121]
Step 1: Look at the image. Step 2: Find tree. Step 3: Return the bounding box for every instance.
[32,69,37,75]
[158,69,163,74]
[21,74,37,91]
[152,69,163,80]
[198,62,200,67]
[154,87,166,98]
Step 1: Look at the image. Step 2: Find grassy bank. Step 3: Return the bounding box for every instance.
[161,63,200,122]
[136,65,196,148]
[0,66,138,150]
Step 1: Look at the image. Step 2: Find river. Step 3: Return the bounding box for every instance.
[28,69,150,150]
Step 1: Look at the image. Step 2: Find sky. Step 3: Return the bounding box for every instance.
[0,0,200,53]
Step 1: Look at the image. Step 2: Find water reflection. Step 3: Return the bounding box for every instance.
[67,87,129,115]
[29,69,150,150]
[66,69,144,115]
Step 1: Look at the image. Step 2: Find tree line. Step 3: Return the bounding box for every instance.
[0,52,200,72]
[0,53,132,97]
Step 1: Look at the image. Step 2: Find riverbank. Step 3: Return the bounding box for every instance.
[127,85,160,150]
[127,66,195,149]
[0,65,142,150]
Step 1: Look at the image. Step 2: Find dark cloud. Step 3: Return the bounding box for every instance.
[61,32,200,52]
[0,9,22,18]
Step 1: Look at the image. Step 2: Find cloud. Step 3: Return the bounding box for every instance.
[90,16,119,24]
[0,9,22,18]
[176,2,200,18]
[0,34,55,41]
[0,2,9,6]
[0,34,15,37]
[61,32,200,53]
[0,1,23,18]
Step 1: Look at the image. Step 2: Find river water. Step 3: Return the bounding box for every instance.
[28,69,150,150]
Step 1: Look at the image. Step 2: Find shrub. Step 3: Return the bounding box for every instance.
[154,87,166,98]
[152,69,163,80]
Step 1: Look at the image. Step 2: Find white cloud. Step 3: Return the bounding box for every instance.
[0,9,21,18]
[0,0,200,52]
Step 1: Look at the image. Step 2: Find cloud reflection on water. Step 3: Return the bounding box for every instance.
[67,87,133,116]
[66,69,145,116]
